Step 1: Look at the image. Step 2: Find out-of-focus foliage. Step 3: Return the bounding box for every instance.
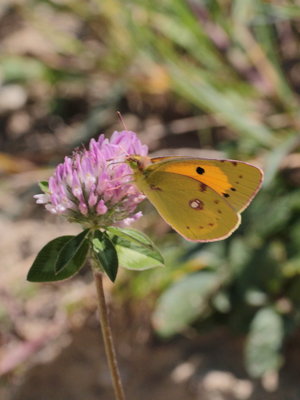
[132,158,300,379]
[245,307,284,378]
[1,0,300,384]
[82,0,300,380]
[1,0,299,156]
[144,165,300,379]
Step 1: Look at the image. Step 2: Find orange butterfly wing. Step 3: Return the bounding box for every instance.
[149,157,263,212]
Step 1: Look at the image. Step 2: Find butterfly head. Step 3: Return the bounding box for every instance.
[125,155,152,172]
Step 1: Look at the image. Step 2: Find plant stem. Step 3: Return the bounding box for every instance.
[93,269,126,400]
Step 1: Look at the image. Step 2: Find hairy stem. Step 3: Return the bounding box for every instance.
[93,269,126,400]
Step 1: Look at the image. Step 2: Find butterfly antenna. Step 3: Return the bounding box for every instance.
[116,112,134,157]
[117,111,128,131]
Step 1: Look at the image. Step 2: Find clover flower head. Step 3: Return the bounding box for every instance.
[34,131,148,228]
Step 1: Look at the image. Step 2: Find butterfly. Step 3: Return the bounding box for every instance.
[126,155,263,242]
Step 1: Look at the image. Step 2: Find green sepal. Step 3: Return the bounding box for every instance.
[107,227,164,270]
[38,180,49,193]
[27,235,89,282]
[92,230,119,282]
[55,229,90,274]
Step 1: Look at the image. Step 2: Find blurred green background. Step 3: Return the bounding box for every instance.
[1,1,300,399]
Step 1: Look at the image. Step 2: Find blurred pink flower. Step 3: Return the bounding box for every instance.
[34,131,148,228]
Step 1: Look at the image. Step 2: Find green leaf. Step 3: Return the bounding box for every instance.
[55,229,89,273]
[286,277,300,307]
[107,227,164,270]
[0,55,48,83]
[255,195,292,237]
[153,271,220,337]
[263,135,298,187]
[92,231,119,282]
[111,237,164,271]
[38,180,49,193]
[282,255,300,277]
[229,237,253,275]
[245,307,283,378]
[107,226,158,250]
[115,244,164,270]
[167,62,275,146]
[27,236,89,282]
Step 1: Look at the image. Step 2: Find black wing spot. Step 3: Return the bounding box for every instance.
[196,166,205,175]
[199,183,207,192]
[230,187,236,192]
[150,184,162,191]
[223,193,230,198]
